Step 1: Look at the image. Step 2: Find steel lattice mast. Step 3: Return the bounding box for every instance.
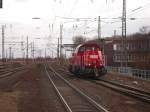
[121,0,127,67]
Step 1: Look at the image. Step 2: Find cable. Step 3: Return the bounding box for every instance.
[127,2,150,17]
[67,0,79,17]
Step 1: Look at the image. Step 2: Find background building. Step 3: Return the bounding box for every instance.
[104,33,150,70]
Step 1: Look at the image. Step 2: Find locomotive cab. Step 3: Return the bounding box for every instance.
[69,43,107,77]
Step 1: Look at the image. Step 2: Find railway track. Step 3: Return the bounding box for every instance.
[88,78,150,104]
[54,65,150,104]
[45,64,109,112]
[0,66,27,79]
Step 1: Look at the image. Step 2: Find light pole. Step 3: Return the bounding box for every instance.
[2,25,5,63]
[26,36,29,64]
[32,17,53,60]
[60,24,63,59]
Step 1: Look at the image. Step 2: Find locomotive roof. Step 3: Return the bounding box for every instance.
[77,43,100,48]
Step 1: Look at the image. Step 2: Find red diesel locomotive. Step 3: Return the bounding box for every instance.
[68,43,107,77]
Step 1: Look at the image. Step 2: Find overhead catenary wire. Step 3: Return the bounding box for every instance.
[2,0,150,59]
[67,0,79,17]
[127,2,150,17]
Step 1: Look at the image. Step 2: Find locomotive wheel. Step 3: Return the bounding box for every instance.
[72,66,80,75]
[94,68,100,78]
[68,65,72,72]
[101,66,107,75]
[71,66,75,73]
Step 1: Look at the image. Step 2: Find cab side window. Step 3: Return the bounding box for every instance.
[78,46,85,53]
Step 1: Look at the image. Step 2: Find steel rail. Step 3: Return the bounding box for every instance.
[52,65,150,104]
[90,79,150,104]
[48,65,109,112]
[99,78,150,96]
[44,65,73,112]
[0,67,26,79]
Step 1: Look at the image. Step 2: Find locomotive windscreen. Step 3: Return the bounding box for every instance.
[86,46,97,51]
[85,44,100,51]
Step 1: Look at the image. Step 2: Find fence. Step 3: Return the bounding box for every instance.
[106,66,150,80]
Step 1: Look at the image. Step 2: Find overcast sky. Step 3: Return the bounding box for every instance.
[0,0,150,58]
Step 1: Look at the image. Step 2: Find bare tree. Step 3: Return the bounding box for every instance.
[139,26,150,34]
[72,35,86,47]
